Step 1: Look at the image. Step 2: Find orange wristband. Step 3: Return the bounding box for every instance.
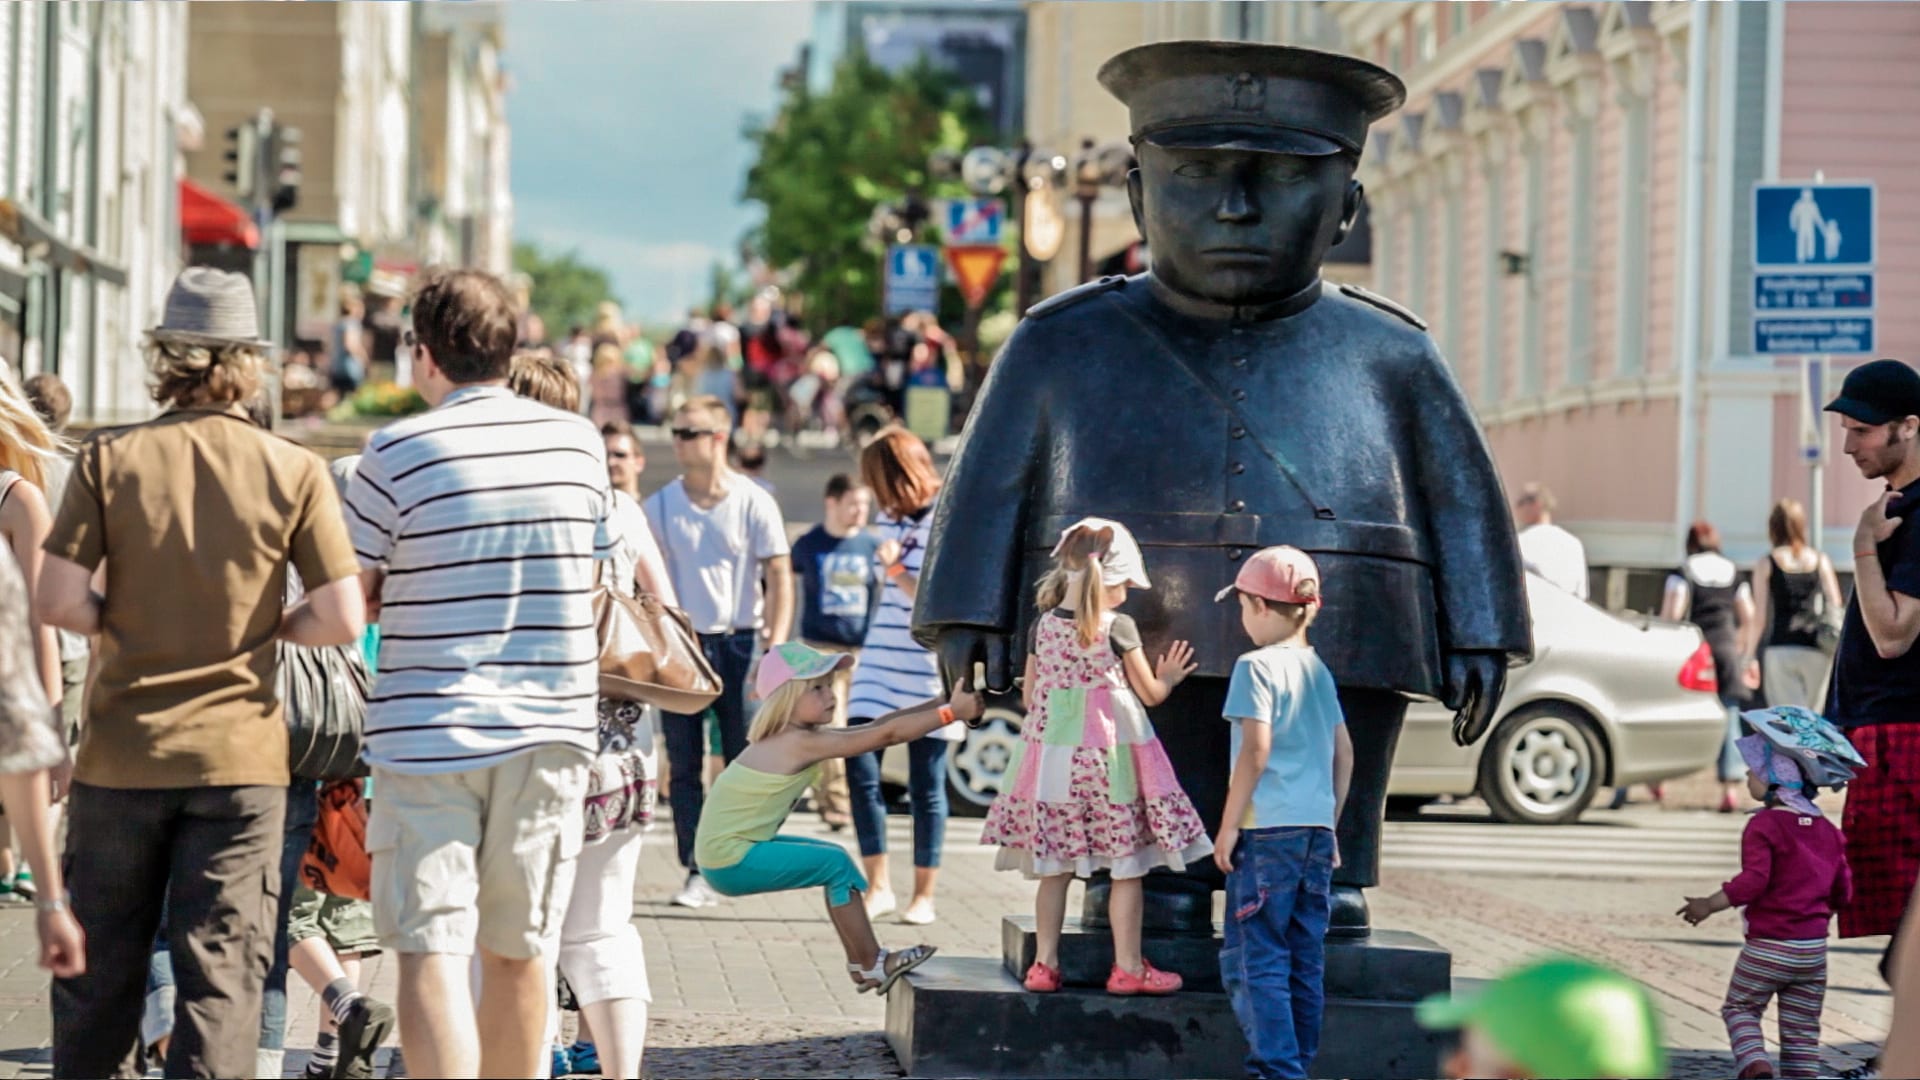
[887,562,909,579]
[1856,550,1879,561]
[938,705,957,726]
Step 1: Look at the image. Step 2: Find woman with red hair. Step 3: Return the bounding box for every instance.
[843,427,955,926]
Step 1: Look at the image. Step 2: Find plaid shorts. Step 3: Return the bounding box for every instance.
[1840,723,1920,938]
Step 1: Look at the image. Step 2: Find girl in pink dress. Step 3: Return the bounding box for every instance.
[980,518,1213,996]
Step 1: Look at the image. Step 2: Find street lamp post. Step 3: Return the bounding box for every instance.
[1071,138,1134,284]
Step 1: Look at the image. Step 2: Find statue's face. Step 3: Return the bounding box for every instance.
[1130,143,1360,305]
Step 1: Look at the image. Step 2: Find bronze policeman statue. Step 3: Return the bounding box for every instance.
[914,41,1531,936]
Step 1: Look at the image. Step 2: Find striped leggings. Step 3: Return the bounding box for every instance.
[1722,937,1828,1078]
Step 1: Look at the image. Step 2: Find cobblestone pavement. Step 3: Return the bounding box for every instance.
[0,797,1894,1078]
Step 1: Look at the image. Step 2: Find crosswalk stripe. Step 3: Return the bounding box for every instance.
[1382,813,1746,880]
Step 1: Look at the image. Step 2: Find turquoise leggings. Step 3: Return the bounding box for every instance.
[702,834,869,908]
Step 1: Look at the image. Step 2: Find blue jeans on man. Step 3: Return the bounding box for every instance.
[663,630,757,871]
[1220,825,1335,1080]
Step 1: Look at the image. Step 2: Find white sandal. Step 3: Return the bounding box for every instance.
[849,944,938,995]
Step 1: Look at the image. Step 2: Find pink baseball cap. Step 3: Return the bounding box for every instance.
[755,642,855,700]
[1215,545,1322,606]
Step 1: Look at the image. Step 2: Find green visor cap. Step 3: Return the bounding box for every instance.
[1416,956,1668,1080]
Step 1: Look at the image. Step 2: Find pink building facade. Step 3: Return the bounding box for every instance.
[1344,1,1920,604]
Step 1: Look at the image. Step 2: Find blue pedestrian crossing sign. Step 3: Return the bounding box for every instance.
[885,244,941,316]
[1752,181,1875,355]
[1754,183,1873,267]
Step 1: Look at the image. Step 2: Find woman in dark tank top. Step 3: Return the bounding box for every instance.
[1744,499,1844,714]
[1662,521,1756,812]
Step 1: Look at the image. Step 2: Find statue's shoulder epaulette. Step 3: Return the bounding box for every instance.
[1025,275,1128,320]
[1335,281,1428,331]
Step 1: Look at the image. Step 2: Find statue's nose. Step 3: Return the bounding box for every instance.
[1216,182,1260,224]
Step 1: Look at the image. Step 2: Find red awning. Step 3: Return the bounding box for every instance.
[179,178,259,249]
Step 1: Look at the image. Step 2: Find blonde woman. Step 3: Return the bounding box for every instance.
[0,382,66,902]
[0,383,65,711]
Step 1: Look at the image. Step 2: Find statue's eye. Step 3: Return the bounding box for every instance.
[1267,160,1309,184]
[1173,161,1218,179]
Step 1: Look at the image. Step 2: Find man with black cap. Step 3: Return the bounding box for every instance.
[915,41,1529,941]
[1823,358,1920,1015]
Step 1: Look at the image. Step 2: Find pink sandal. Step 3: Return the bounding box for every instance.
[1106,960,1181,996]
[1023,961,1062,993]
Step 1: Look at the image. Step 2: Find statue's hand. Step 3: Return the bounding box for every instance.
[934,628,1015,697]
[1445,652,1508,747]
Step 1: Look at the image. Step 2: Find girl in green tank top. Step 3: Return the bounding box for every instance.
[694,642,983,994]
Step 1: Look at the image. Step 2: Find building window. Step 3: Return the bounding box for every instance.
[1450,2,1469,39]
[1566,115,1596,384]
[1481,164,1505,405]
[1386,24,1407,73]
[1415,8,1437,64]
[1408,197,1429,316]
[1443,185,1464,364]
[1520,134,1546,396]
[1615,92,1651,376]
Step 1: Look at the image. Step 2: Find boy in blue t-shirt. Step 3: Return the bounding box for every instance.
[787,474,880,828]
[1213,546,1354,1080]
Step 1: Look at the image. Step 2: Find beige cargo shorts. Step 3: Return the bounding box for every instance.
[367,745,589,959]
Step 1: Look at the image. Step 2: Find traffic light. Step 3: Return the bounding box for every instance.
[223,122,258,199]
[269,124,302,214]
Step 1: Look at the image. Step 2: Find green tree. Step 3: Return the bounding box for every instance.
[512,241,620,337]
[741,53,994,329]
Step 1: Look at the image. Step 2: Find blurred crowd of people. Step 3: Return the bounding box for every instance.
[509,289,970,454]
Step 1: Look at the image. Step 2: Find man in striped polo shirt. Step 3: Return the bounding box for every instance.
[345,270,614,1079]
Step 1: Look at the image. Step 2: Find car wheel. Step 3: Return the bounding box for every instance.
[944,706,1024,818]
[1477,705,1607,826]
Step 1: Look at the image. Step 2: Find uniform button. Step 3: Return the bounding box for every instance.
[1232,389,1248,402]
[1231,462,1246,475]
[1230,426,1247,439]
[1228,499,1246,512]
[1228,549,1245,562]
[1233,357,1249,368]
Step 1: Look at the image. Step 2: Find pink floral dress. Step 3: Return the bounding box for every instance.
[980,610,1212,879]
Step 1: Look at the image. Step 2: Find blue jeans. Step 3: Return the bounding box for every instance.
[843,724,948,869]
[261,782,319,1050]
[1718,701,1748,783]
[664,630,756,872]
[1220,826,1335,1080]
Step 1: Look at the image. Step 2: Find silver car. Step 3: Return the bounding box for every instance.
[905,573,1727,826]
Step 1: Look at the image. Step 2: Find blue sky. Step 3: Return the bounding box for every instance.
[506,2,816,325]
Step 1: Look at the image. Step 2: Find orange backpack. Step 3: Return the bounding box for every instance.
[301,779,370,901]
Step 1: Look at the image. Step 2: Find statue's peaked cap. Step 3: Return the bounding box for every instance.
[1100,41,1406,158]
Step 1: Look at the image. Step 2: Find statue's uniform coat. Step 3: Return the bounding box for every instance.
[913,273,1532,892]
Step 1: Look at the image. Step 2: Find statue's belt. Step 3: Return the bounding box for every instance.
[1028,512,1433,565]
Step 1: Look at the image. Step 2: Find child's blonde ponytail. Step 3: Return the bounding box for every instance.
[1037,523,1113,647]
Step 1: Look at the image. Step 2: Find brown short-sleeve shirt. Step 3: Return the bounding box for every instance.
[46,408,361,789]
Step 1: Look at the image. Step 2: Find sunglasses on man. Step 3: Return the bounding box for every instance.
[671,427,722,441]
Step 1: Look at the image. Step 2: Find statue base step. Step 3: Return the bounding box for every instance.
[999,915,1450,997]
[885,956,1453,1079]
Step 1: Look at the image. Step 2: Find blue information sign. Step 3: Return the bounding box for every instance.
[1754,272,1873,312]
[885,244,940,316]
[1755,316,1873,356]
[1752,181,1875,355]
[1753,183,1874,267]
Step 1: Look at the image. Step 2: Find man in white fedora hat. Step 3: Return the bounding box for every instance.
[37,267,367,1078]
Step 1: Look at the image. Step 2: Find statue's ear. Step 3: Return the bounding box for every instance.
[1334,179,1364,246]
[1127,169,1146,237]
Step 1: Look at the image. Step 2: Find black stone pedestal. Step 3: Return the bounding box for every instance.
[886,921,1453,1079]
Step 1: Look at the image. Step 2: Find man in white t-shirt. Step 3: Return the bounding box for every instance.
[643,395,794,908]
[1515,483,1589,600]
